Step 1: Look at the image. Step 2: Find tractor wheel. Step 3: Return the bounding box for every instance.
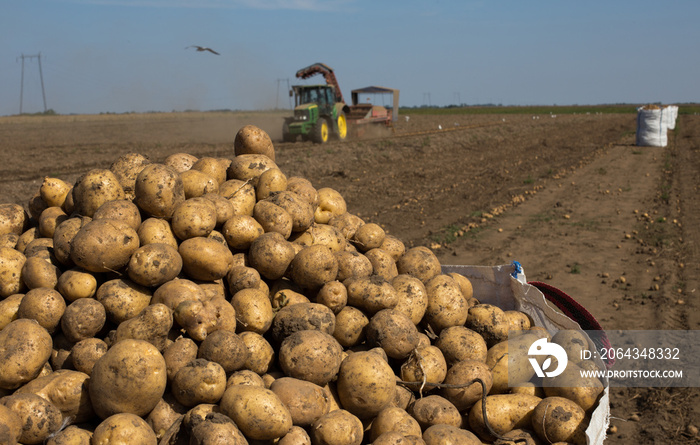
[282,121,296,142]
[312,119,330,144]
[335,111,348,141]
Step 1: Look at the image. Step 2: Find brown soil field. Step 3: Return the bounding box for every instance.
[1,109,698,443]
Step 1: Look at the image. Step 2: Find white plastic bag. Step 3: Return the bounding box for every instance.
[636,106,668,147]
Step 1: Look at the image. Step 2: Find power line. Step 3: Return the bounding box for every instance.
[17,53,48,114]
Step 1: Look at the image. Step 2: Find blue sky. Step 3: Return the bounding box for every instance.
[1,0,698,115]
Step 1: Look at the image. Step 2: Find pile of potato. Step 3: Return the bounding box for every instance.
[0,125,604,445]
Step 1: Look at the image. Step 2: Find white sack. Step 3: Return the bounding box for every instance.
[636,107,668,147]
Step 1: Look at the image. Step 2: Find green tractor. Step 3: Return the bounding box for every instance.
[282,63,349,144]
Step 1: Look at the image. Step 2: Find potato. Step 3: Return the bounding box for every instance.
[164,152,198,173]
[335,249,373,282]
[226,265,263,295]
[61,298,106,343]
[70,338,108,376]
[345,275,398,314]
[253,199,293,238]
[71,169,125,217]
[234,124,276,161]
[0,294,23,330]
[171,197,218,240]
[435,326,488,365]
[222,214,264,250]
[315,280,347,314]
[423,274,469,333]
[16,227,40,254]
[365,248,399,280]
[267,191,315,233]
[219,384,293,441]
[23,237,54,262]
[379,234,406,262]
[0,246,26,297]
[127,243,182,287]
[366,308,420,359]
[174,297,237,342]
[286,176,319,210]
[45,425,93,445]
[256,167,287,200]
[201,192,234,227]
[552,329,592,366]
[191,156,227,185]
[198,329,248,374]
[396,246,441,284]
[441,359,493,411]
[0,233,18,249]
[189,412,248,445]
[171,359,227,407]
[542,363,604,413]
[92,199,142,231]
[0,404,23,445]
[352,222,385,252]
[27,193,48,221]
[447,272,474,300]
[314,187,346,224]
[227,153,278,187]
[311,409,364,445]
[278,330,343,386]
[292,223,347,253]
[0,393,63,445]
[179,236,234,281]
[38,177,71,209]
[336,350,396,419]
[487,333,540,394]
[219,179,256,216]
[96,278,152,324]
[269,377,331,426]
[422,424,482,445]
[400,345,447,389]
[70,219,139,273]
[531,396,588,444]
[109,152,151,200]
[247,231,296,280]
[134,163,185,219]
[52,216,90,266]
[137,217,178,248]
[328,212,364,240]
[408,395,462,430]
[468,394,542,441]
[21,255,59,289]
[279,426,312,445]
[113,303,173,351]
[145,397,186,441]
[17,287,66,333]
[89,339,167,419]
[239,331,275,375]
[333,305,369,348]
[465,304,510,347]
[163,337,198,381]
[370,406,423,442]
[38,206,68,238]
[92,413,158,445]
[15,369,93,423]
[231,288,274,335]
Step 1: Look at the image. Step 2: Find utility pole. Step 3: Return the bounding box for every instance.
[423,92,431,107]
[18,53,47,114]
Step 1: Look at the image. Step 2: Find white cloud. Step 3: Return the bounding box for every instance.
[63,0,353,11]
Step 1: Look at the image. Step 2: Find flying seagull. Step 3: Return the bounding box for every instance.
[186,45,220,55]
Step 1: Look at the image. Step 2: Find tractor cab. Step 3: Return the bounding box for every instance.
[284,84,347,143]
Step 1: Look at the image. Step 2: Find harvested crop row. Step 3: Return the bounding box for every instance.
[0,125,603,445]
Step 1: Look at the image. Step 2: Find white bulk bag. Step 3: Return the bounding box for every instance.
[636,106,667,147]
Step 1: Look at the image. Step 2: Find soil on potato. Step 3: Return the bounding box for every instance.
[1,109,699,444]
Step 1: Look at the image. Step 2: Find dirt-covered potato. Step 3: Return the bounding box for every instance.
[96,278,152,324]
[188,412,247,445]
[369,406,423,442]
[315,280,347,314]
[335,250,373,282]
[424,274,470,334]
[267,191,315,233]
[400,345,447,389]
[379,234,406,262]
[311,409,364,445]
[422,424,482,445]
[436,326,488,365]
[0,403,23,445]
[234,124,276,161]
[15,369,93,423]
[164,152,198,173]
[198,329,248,374]
[173,296,236,342]
[396,246,441,284]
[226,265,263,295]
[171,359,227,407]
[542,363,604,413]
[137,217,178,248]
[314,187,346,224]
[292,223,347,253]
[45,424,93,445]
[92,199,142,231]
[109,152,151,200]
[256,167,287,200]
[219,384,293,441]
[352,222,385,252]
[191,156,227,185]
[92,412,158,445]
[286,176,319,210]
[21,255,59,289]
[364,248,398,281]
[387,274,427,326]
[71,338,108,376]
[145,397,185,442]
[61,298,106,343]
[253,200,293,238]
[487,333,540,394]
[440,359,493,411]
[218,179,256,217]
[279,330,343,386]
[247,231,296,280]
[222,214,264,251]
[52,216,89,266]
[328,212,364,240]
[0,392,63,445]
[366,308,420,359]
[447,272,474,300]
[0,246,26,297]
[271,302,336,343]
[531,396,588,444]
[113,303,173,351]
[38,177,72,209]
[0,233,18,249]
[17,287,66,333]
[227,153,278,187]
[552,329,593,366]
[0,294,23,330]
[89,339,167,419]
[71,169,125,218]
[134,163,185,219]
[468,394,542,441]
[226,370,265,388]
[70,219,139,273]
[279,426,312,445]
[336,350,396,419]
[239,331,275,375]
[170,197,218,240]
[23,237,54,262]
[179,236,234,281]
[465,304,510,347]
[408,395,462,430]
[38,206,68,238]
[163,337,198,382]
[333,305,369,348]
[288,245,338,292]
[269,377,331,427]
[345,275,398,314]
[127,243,182,287]
[231,288,274,335]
